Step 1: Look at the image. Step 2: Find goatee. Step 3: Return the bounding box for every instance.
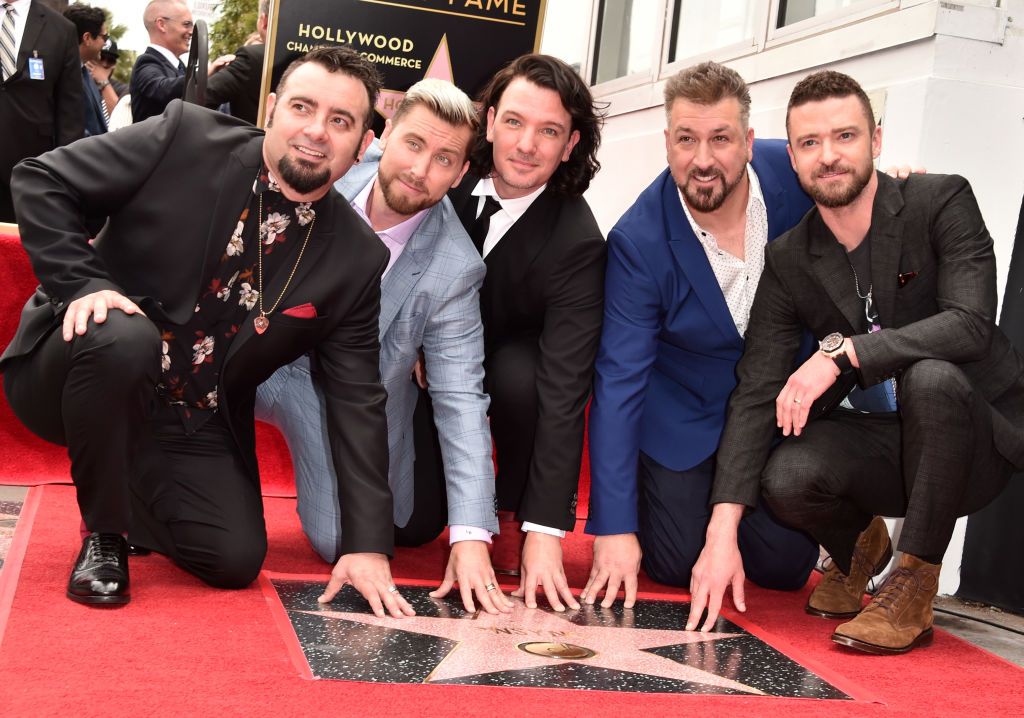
[277,155,331,195]
[804,159,873,208]
[680,167,744,213]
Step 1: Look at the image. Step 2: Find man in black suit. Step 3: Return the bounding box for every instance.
[0,0,82,222]
[2,47,414,620]
[446,54,606,612]
[63,3,107,137]
[204,0,267,125]
[129,0,190,124]
[691,71,1024,654]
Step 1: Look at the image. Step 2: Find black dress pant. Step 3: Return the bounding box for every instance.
[761,359,1013,574]
[484,337,539,514]
[397,384,448,547]
[638,452,819,590]
[3,312,267,588]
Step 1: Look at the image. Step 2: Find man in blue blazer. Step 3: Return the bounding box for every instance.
[581,62,819,611]
[257,79,512,615]
[63,3,107,137]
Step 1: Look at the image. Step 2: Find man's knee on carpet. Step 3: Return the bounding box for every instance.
[639,528,702,588]
[739,515,819,591]
[177,529,269,589]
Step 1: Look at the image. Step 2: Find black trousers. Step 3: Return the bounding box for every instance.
[761,359,1013,574]
[3,313,266,588]
[638,452,819,590]
[398,384,448,547]
[484,337,539,514]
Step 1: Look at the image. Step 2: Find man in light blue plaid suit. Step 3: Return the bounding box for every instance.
[256,79,513,615]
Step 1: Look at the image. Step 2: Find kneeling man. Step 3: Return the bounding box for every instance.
[694,70,1024,653]
[257,79,513,614]
[2,47,411,618]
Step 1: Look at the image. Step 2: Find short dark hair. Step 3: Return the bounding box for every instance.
[786,70,875,137]
[469,54,604,197]
[64,3,107,43]
[275,47,382,133]
[664,61,750,128]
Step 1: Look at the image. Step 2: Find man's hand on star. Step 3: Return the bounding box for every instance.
[318,552,415,619]
[430,539,513,615]
[776,349,841,436]
[686,503,746,632]
[512,531,580,612]
[581,533,642,608]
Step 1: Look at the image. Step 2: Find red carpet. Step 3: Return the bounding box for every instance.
[0,485,1021,716]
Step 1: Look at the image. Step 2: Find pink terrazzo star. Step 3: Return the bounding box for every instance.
[376,34,455,120]
[305,598,762,693]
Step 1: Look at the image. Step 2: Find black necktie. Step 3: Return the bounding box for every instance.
[470,196,502,255]
[177,59,186,76]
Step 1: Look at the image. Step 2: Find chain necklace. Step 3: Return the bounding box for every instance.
[849,263,874,325]
[253,191,315,335]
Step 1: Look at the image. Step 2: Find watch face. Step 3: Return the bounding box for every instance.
[821,332,844,353]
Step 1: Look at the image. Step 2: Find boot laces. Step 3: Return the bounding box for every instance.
[870,567,916,611]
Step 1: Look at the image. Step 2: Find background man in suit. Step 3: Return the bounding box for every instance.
[258,78,513,616]
[446,54,606,612]
[1,47,414,619]
[0,0,82,222]
[205,0,267,125]
[129,0,189,124]
[697,70,1024,654]
[63,2,107,137]
[581,62,819,611]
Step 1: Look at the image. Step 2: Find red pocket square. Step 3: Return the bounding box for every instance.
[281,303,317,319]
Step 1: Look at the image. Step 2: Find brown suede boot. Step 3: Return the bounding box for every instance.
[806,516,892,619]
[831,553,941,655]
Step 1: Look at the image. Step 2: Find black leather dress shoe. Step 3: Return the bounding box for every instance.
[66,533,130,605]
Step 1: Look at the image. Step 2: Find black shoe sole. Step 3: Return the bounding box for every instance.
[831,626,933,655]
[66,590,130,606]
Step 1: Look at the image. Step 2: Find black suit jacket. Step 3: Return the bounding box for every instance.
[714,172,1024,507]
[0,1,82,221]
[129,46,184,124]
[205,43,264,125]
[450,180,606,530]
[3,101,395,556]
[81,66,107,137]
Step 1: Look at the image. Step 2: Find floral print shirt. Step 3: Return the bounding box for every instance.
[155,165,317,432]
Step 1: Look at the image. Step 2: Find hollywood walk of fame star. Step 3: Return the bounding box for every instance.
[376,35,455,121]
[307,595,761,693]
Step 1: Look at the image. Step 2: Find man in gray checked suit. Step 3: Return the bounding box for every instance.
[257,79,513,615]
[690,70,1024,655]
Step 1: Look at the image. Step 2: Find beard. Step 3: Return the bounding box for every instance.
[803,158,873,208]
[378,166,433,216]
[276,155,331,195]
[678,166,745,213]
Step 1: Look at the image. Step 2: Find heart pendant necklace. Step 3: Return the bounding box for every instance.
[254,191,315,335]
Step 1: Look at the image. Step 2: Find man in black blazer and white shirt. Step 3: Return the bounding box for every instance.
[446,54,606,612]
[0,0,82,221]
[2,48,412,618]
[129,0,191,124]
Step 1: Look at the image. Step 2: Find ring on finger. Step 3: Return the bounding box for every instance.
[793,397,802,404]
[484,583,496,592]
[387,585,399,593]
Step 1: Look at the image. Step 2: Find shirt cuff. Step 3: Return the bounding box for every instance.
[521,522,566,539]
[449,525,493,545]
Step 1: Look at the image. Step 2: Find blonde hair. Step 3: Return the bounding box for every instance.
[392,78,479,133]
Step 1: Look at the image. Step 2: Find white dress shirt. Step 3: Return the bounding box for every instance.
[147,43,185,70]
[678,165,768,337]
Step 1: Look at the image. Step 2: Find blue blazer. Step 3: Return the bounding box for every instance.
[585,139,812,535]
[81,66,107,137]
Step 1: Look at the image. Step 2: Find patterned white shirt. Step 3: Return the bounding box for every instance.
[678,165,768,337]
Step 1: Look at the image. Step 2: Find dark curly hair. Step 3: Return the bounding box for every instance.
[64,3,107,43]
[276,46,383,134]
[786,70,875,138]
[469,54,604,197]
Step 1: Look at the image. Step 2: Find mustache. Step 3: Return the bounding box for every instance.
[397,173,426,192]
[814,160,852,179]
[687,167,725,182]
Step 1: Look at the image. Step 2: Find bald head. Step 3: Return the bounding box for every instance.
[144,0,193,56]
